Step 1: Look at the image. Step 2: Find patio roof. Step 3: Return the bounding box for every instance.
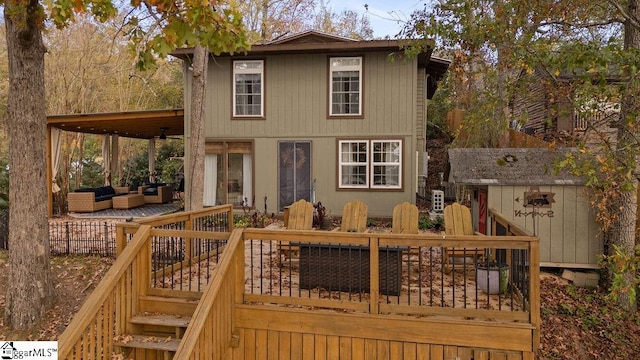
[47,108,184,139]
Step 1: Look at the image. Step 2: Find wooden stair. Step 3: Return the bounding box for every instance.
[115,313,192,360]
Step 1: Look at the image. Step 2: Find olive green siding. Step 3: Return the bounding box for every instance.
[185,51,424,217]
[204,52,417,137]
[487,185,602,268]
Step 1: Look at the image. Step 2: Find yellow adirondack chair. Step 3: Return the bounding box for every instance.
[391,202,419,235]
[336,200,368,232]
[279,199,314,265]
[443,203,484,269]
[392,202,420,255]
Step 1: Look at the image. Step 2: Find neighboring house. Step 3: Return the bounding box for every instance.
[172,31,449,217]
[447,147,603,269]
[510,66,618,144]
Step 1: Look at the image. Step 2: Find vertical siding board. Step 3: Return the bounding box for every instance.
[444,346,458,360]
[534,186,555,262]
[457,347,474,360]
[562,186,577,264]
[489,351,508,360]
[389,341,403,359]
[291,332,303,359]
[475,349,490,360]
[339,337,352,359]
[267,330,279,360]
[364,339,377,360]
[278,332,291,360]
[377,340,390,360]
[403,342,417,360]
[416,344,430,360]
[574,185,592,264]
[245,328,256,360]
[588,198,602,265]
[315,334,327,360]
[302,333,314,360]
[326,336,339,359]
[430,344,444,360]
[256,330,268,360]
[311,55,323,136]
[351,338,365,360]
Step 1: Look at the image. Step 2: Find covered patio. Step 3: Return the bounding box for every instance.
[46,109,184,217]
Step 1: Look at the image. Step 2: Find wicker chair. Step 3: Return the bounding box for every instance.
[138,185,173,204]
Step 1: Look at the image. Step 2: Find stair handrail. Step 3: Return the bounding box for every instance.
[116,204,234,256]
[58,225,153,359]
[172,228,245,359]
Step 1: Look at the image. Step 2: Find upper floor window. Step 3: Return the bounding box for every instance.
[233,60,263,117]
[338,139,402,189]
[330,57,362,116]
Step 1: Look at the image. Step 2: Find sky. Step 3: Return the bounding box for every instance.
[327,0,427,39]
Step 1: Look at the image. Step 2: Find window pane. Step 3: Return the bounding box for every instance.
[331,64,360,115]
[331,58,361,67]
[341,165,367,186]
[373,165,400,186]
[233,61,263,116]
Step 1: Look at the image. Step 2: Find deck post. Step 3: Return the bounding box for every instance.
[369,235,379,314]
[529,238,541,350]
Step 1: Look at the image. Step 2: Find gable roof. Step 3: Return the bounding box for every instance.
[267,30,357,45]
[448,148,584,186]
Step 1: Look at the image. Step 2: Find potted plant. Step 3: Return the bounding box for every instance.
[475,262,509,295]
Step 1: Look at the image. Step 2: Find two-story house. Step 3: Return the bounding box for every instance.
[172,31,449,217]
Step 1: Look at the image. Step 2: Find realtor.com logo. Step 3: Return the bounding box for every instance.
[0,342,57,360]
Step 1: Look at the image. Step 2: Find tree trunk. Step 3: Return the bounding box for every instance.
[614,0,640,312]
[186,45,208,211]
[4,0,54,329]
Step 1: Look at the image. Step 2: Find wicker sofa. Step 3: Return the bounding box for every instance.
[67,185,129,213]
[138,183,173,204]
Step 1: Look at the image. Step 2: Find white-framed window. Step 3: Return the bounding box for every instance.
[233,60,263,117]
[330,57,362,116]
[339,140,369,188]
[338,139,402,189]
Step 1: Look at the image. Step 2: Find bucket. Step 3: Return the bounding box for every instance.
[475,262,509,295]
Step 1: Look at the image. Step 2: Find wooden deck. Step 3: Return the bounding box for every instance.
[58,206,540,360]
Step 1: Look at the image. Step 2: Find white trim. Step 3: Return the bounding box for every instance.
[204,154,218,206]
[233,60,264,117]
[338,139,402,189]
[338,140,369,188]
[370,140,402,189]
[329,57,362,116]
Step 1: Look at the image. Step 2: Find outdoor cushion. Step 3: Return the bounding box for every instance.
[143,187,158,195]
[74,188,95,193]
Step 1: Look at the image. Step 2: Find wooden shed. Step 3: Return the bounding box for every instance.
[448,147,603,269]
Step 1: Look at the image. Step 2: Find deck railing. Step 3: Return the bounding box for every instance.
[58,225,153,360]
[115,205,233,292]
[173,228,245,359]
[241,229,538,321]
[58,226,231,359]
[59,207,540,360]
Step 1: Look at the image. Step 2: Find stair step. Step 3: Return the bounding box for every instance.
[115,334,181,352]
[131,314,191,328]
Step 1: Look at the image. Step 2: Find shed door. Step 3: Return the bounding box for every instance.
[278,141,312,210]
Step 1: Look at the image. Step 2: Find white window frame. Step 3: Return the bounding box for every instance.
[338,139,402,189]
[370,140,402,189]
[329,57,362,116]
[339,140,369,188]
[233,60,264,117]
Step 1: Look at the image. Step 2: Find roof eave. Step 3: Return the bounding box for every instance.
[170,39,435,60]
